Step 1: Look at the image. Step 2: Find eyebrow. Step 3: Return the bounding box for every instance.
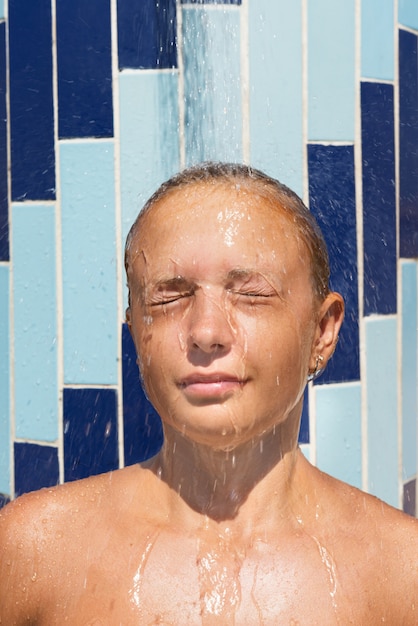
[151,275,195,291]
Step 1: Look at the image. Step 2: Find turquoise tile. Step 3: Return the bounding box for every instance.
[361,0,394,80]
[248,0,303,195]
[399,0,418,29]
[119,71,180,247]
[315,383,362,488]
[182,7,242,166]
[401,261,417,480]
[12,204,58,441]
[60,141,118,385]
[0,265,9,493]
[365,317,399,507]
[308,0,355,141]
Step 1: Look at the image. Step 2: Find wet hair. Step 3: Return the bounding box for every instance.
[125,162,330,301]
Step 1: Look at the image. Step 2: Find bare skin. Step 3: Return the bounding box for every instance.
[1,180,417,625]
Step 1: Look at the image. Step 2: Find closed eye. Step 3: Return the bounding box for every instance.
[150,291,193,307]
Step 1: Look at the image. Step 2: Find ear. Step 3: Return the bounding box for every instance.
[309,292,344,372]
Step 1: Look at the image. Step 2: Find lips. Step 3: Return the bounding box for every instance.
[178,373,246,398]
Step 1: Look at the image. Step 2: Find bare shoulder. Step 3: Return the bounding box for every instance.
[308,462,418,623]
[0,464,154,625]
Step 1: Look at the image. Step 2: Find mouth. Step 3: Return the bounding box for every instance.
[178,373,247,399]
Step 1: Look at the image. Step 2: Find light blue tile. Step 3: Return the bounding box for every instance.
[60,141,118,385]
[182,7,242,166]
[119,71,180,247]
[248,0,303,195]
[308,0,355,141]
[315,383,362,488]
[361,0,394,79]
[399,0,418,29]
[0,265,10,493]
[0,3,3,19]
[401,261,417,480]
[300,443,311,462]
[12,204,58,441]
[365,316,399,507]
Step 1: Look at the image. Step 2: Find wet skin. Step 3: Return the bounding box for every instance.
[1,181,417,625]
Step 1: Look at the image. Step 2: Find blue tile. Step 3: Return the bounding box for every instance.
[122,324,163,465]
[315,383,362,488]
[0,494,10,510]
[119,71,180,247]
[299,387,310,444]
[63,387,119,482]
[0,3,3,18]
[9,0,55,201]
[117,0,177,69]
[308,0,355,141]
[12,204,58,441]
[56,0,113,139]
[308,144,360,383]
[401,261,417,480]
[14,442,59,497]
[0,22,8,261]
[0,266,9,495]
[248,0,303,195]
[182,6,242,165]
[60,141,118,385]
[361,82,397,315]
[399,0,418,29]
[361,0,394,80]
[365,316,399,507]
[399,30,418,257]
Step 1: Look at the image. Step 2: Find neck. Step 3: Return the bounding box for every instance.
[147,406,304,533]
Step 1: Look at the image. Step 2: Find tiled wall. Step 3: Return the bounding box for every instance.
[0,0,417,515]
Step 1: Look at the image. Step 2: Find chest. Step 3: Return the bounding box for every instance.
[46,532,382,625]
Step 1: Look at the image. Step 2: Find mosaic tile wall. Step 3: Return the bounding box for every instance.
[0,0,417,515]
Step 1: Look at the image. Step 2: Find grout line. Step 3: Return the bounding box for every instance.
[4,1,15,499]
[50,0,64,486]
[110,0,125,469]
[240,0,250,164]
[58,136,115,145]
[176,2,186,169]
[119,67,180,76]
[354,0,368,494]
[14,438,59,447]
[306,140,355,146]
[359,76,395,85]
[301,0,317,464]
[302,0,309,204]
[180,3,240,10]
[394,0,404,510]
[398,24,418,35]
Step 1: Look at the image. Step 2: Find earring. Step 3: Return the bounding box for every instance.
[307,354,324,382]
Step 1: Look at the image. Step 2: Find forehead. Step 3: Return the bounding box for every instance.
[127,181,310,279]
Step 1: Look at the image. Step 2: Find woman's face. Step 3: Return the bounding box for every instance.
[126,182,322,449]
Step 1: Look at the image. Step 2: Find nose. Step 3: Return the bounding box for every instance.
[187,288,235,355]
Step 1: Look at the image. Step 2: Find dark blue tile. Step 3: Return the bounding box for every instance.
[63,387,119,482]
[399,29,418,257]
[14,442,59,497]
[122,323,163,465]
[308,144,360,383]
[299,387,310,444]
[8,0,55,201]
[56,0,113,139]
[0,493,10,509]
[0,22,8,261]
[117,0,177,69]
[361,82,397,316]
